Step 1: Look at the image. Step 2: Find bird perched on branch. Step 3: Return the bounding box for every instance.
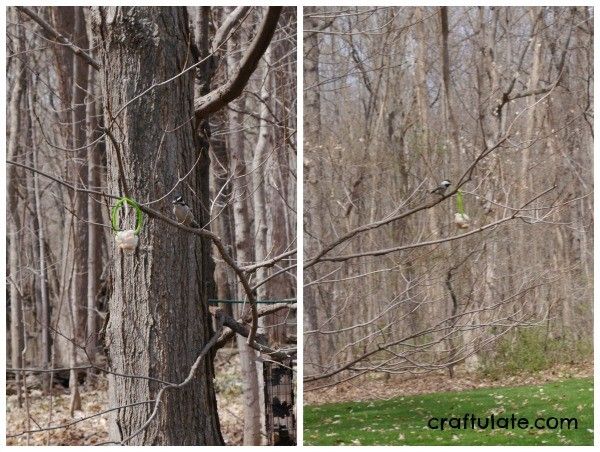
[430,179,451,196]
[172,195,199,228]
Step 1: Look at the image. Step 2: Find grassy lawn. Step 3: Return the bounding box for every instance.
[304,377,593,445]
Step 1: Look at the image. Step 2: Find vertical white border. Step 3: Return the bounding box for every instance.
[296,4,304,447]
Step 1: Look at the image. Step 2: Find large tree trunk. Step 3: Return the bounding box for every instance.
[92,6,223,445]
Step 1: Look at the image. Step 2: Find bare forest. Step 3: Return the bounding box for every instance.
[304,6,593,396]
[6,6,296,446]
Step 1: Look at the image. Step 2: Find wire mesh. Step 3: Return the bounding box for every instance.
[263,357,296,445]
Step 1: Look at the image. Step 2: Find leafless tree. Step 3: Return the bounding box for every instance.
[303,6,592,391]
[7,6,296,445]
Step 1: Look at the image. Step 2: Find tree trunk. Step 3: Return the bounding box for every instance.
[439,6,460,155]
[303,6,325,373]
[86,58,103,370]
[304,6,321,143]
[68,5,88,413]
[252,50,271,441]
[8,15,26,403]
[414,7,431,151]
[226,22,262,445]
[92,6,223,445]
[25,76,52,392]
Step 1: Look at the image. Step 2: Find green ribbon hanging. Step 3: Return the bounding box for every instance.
[111,197,144,235]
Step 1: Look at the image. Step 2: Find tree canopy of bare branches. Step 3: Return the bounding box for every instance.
[303,6,592,389]
[7,6,296,445]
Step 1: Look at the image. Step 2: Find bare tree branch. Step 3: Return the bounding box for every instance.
[215,303,296,350]
[6,159,262,350]
[194,7,282,116]
[15,6,101,70]
[316,186,556,263]
[211,6,252,53]
[213,308,295,361]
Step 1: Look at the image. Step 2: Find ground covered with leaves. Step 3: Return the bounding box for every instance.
[305,368,593,446]
[305,361,592,405]
[6,350,245,445]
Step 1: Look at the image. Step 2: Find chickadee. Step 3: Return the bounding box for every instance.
[430,179,451,196]
[172,195,199,228]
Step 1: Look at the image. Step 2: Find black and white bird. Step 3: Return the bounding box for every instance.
[430,179,451,196]
[172,195,199,228]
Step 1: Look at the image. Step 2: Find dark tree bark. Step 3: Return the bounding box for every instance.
[92,7,223,445]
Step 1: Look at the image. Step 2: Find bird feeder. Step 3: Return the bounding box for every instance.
[454,190,471,229]
[115,229,139,253]
[111,197,144,254]
[264,358,296,445]
[454,212,471,229]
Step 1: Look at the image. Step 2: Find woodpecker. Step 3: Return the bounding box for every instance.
[172,195,199,228]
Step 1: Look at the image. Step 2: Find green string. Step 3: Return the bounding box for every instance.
[456,190,465,214]
[111,197,144,235]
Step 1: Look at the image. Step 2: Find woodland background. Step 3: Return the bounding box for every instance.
[6,6,296,445]
[304,6,593,392]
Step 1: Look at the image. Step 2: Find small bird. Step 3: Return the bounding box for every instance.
[430,179,451,196]
[172,195,199,228]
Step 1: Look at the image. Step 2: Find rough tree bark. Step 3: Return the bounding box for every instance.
[92,6,223,445]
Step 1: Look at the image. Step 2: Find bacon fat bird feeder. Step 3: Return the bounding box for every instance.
[454,190,471,229]
[111,197,144,253]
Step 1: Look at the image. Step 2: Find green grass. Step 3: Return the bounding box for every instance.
[304,377,593,445]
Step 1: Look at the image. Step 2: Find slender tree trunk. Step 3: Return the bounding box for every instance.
[68,5,88,413]
[8,18,26,404]
[303,7,325,373]
[414,7,430,151]
[86,60,102,367]
[304,7,321,143]
[211,135,236,315]
[251,49,274,440]
[439,6,460,155]
[226,23,262,445]
[26,78,52,392]
[204,7,236,318]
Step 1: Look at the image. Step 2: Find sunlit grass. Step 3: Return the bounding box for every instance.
[304,377,593,445]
